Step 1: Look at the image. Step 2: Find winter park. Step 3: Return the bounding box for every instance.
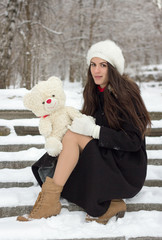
[0,1,162,240]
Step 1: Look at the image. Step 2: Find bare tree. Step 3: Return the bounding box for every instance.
[0,0,19,88]
[0,0,161,89]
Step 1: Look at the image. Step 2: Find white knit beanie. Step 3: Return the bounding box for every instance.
[86,40,125,75]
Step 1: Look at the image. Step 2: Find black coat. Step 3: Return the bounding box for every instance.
[32,91,147,217]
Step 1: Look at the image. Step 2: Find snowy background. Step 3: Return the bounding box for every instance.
[0,74,162,239]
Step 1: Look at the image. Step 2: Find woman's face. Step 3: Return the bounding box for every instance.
[90,57,108,88]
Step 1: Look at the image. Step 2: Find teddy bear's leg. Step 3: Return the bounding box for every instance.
[45,137,63,157]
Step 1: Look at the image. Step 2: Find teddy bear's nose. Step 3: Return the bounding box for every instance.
[46,99,52,104]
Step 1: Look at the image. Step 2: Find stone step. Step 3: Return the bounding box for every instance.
[149,111,162,120]
[146,144,162,150]
[14,125,40,136]
[0,143,162,152]
[13,126,162,136]
[0,110,35,120]
[148,159,162,165]
[0,144,44,151]
[1,179,162,189]
[0,182,34,188]
[144,180,162,187]
[0,186,161,218]
[0,110,162,120]
[146,128,162,136]
[0,160,35,169]
[0,126,11,136]
[1,202,162,219]
[0,158,161,170]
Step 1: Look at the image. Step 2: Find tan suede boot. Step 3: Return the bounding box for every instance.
[86,199,126,225]
[17,177,63,221]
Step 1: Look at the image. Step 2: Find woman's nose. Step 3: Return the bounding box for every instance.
[94,65,100,73]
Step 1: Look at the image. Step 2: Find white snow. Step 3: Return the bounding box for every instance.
[0,135,45,145]
[146,136,162,144]
[0,79,162,239]
[0,167,37,183]
[0,148,46,162]
[0,80,162,112]
[0,210,161,240]
[0,81,83,110]
[147,149,162,159]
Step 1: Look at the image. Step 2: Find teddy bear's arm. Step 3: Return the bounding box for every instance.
[39,117,52,137]
[66,106,82,120]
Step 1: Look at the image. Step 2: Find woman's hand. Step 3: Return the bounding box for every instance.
[68,114,100,139]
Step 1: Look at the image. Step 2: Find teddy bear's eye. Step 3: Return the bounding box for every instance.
[42,102,45,104]
[52,95,55,97]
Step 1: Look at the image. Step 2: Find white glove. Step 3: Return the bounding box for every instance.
[69,115,100,139]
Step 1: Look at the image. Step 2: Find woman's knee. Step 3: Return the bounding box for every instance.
[62,130,77,143]
[62,130,92,150]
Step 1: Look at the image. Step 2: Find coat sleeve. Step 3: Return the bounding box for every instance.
[98,122,143,152]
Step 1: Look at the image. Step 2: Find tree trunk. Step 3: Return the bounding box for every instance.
[0,0,18,88]
[24,1,32,89]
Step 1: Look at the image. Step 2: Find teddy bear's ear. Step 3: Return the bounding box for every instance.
[47,76,63,87]
[23,92,33,110]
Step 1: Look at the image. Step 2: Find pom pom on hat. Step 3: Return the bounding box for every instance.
[86,40,125,75]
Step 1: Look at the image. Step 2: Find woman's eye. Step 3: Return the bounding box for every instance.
[52,95,55,97]
[42,102,45,104]
[90,63,95,67]
[101,64,107,67]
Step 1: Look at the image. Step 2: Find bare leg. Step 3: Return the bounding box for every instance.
[53,130,92,186]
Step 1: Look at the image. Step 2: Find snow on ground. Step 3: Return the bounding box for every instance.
[139,81,162,112]
[0,80,162,112]
[0,210,161,240]
[0,80,162,239]
[0,81,83,111]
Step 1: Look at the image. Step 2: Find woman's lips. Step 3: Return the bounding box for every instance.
[94,76,102,79]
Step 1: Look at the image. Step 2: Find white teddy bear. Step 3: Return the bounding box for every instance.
[23,76,82,157]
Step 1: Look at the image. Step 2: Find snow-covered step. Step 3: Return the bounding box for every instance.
[0,165,162,188]
[0,186,162,218]
[1,158,162,170]
[0,137,44,146]
[0,160,35,169]
[144,165,162,187]
[0,150,161,170]
[146,144,162,150]
[0,167,37,188]
[0,110,35,120]
[0,141,162,152]
[0,144,44,152]
[0,109,162,120]
[146,136,162,150]
[0,143,161,152]
[1,133,161,145]
[0,135,45,152]
[12,126,162,136]
[150,111,162,120]
[147,150,162,165]
[0,148,45,169]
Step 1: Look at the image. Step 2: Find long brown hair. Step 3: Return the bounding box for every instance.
[82,63,151,138]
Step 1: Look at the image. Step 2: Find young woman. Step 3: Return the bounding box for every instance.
[17,40,151,224]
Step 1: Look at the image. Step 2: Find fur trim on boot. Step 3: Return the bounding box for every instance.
[17,177,63,221]
[86,199,126,225]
